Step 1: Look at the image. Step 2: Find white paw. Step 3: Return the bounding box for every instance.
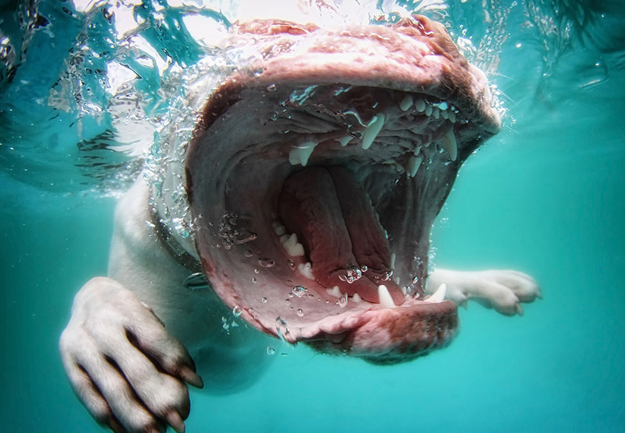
[431,269,542,316]
[468,270,541,316]
[59,277,203,433]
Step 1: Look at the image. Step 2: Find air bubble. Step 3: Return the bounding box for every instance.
[337,293,348,308]
[258,258,276,268]
[285,299,291,306]
[262,297,268,303]
[275,316,290,341]
[232,305,242,317]
[297,309,304,317]
[292,286,307,298]
[234,231,257,244]
[267,84,277,92]
[267,347,275,355]
[254,268,260,274]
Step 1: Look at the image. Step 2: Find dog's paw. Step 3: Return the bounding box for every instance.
[60,277,203,433]
[430,269,542,316]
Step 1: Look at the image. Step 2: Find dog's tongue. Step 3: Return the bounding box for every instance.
[278,166,405,305]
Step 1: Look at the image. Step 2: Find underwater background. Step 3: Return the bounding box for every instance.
[1,0,624,432]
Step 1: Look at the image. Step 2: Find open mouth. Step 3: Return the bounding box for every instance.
[185,16,501,364]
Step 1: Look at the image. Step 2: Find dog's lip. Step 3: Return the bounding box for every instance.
[211,268,459,352]
[300,299,459,363]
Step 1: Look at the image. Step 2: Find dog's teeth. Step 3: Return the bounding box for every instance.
[280,233,304,256]
[432,107,440,119]
[415,98,426,112]
[337,135,352,147]
[352,293,362,303]
[288,141,317,166]
[441,129,458,161]
[424,105,433,116]
[272,222,286,236]
[362,114,385,150]
[399,95,413,111]
[326,286,342,298]
[425,283,447,303]
[298,262,315,280]
[448,110,457,123]
[441,110,449,119]
[378,285,396,309]
[407,155,423,178]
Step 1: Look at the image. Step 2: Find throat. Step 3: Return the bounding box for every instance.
[278,166,405,305]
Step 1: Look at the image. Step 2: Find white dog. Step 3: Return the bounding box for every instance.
[60,14,540,433]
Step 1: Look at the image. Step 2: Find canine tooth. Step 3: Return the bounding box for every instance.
[352,293,362,303]
[399,95,413,111]
[441,129,458,161]
[326,286,342,298]
[298,262,315,280]
[448,111,456,123]
[281,233,305,256]
[337,135,352,147]
[390,253,396,269]
[424,105,433,116]
[273,222,286,236]
[378,285,396,309]
[425,283,447,303]
[432,107,440,119]
[361,114,385,150]
[407,155,423,178]
[415,98,426,112]
[288,141,317,166]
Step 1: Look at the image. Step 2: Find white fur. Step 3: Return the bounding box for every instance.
[60,179,272,433]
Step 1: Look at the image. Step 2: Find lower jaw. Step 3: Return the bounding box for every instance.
[303,298,459,364]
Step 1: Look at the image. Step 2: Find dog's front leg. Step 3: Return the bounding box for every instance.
[59,277,203,433]
[427,269,542,316]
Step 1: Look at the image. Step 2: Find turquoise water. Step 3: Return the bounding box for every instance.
[1,1,625,432]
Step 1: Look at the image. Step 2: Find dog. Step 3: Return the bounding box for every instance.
[60,14,541,433]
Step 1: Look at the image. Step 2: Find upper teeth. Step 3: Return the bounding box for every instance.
[399,95,414,111]
[441,129,458,161]
[361,114,385,150]
[286,95,460,167]
[288,141,317,166]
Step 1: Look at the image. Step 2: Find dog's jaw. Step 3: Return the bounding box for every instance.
[158,15,500,364]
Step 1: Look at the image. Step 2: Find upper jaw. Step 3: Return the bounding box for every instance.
[181,15,500,362]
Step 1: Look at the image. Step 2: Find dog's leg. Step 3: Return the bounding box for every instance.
[59,277,203,433]
[427,269,542,316]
